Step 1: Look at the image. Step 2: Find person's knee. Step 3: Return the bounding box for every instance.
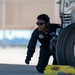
[36,66,44,73]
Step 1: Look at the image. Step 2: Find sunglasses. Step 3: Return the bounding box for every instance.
[36,22,45,26]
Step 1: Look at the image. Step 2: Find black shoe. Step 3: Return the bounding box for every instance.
[36,66,44,73]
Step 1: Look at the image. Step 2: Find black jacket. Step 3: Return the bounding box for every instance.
[26,23,61,58]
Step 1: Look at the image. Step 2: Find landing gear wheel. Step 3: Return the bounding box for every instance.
[56,23,75,66]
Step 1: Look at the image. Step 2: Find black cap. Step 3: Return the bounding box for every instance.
[37,14,50,23]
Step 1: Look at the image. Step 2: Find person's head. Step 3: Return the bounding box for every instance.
[36,14,50,31]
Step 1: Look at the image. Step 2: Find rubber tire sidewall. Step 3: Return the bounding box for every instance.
[56,23,75,66]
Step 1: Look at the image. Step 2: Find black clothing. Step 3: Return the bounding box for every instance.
[36,46,50,73]
[26,23,61,73]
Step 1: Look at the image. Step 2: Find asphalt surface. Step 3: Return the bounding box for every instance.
[0,47,53,75]
[0,64,44,75]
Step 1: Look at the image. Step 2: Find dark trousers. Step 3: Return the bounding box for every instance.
[36,45,57,73]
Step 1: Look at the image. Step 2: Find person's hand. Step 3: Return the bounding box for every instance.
[25,58,30,64]
[25,56,31,65]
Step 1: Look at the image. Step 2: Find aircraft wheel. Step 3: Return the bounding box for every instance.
[56,23,75,66]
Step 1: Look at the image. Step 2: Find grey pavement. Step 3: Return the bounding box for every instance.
[0,47,53,75]
[0,64,44,75]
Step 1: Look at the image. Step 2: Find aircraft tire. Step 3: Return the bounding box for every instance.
[56,23,75,66]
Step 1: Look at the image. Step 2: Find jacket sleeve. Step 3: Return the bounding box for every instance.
[26,30,38,59]
[51,23,62,28]
[54,24,62,28]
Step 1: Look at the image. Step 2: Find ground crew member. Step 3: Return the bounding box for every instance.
[25,14,61,73]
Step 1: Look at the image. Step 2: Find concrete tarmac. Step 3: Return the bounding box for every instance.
[0,47,53,75]
[0,64,44,75]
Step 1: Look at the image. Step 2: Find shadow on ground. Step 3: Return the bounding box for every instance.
[0,63,44,75]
